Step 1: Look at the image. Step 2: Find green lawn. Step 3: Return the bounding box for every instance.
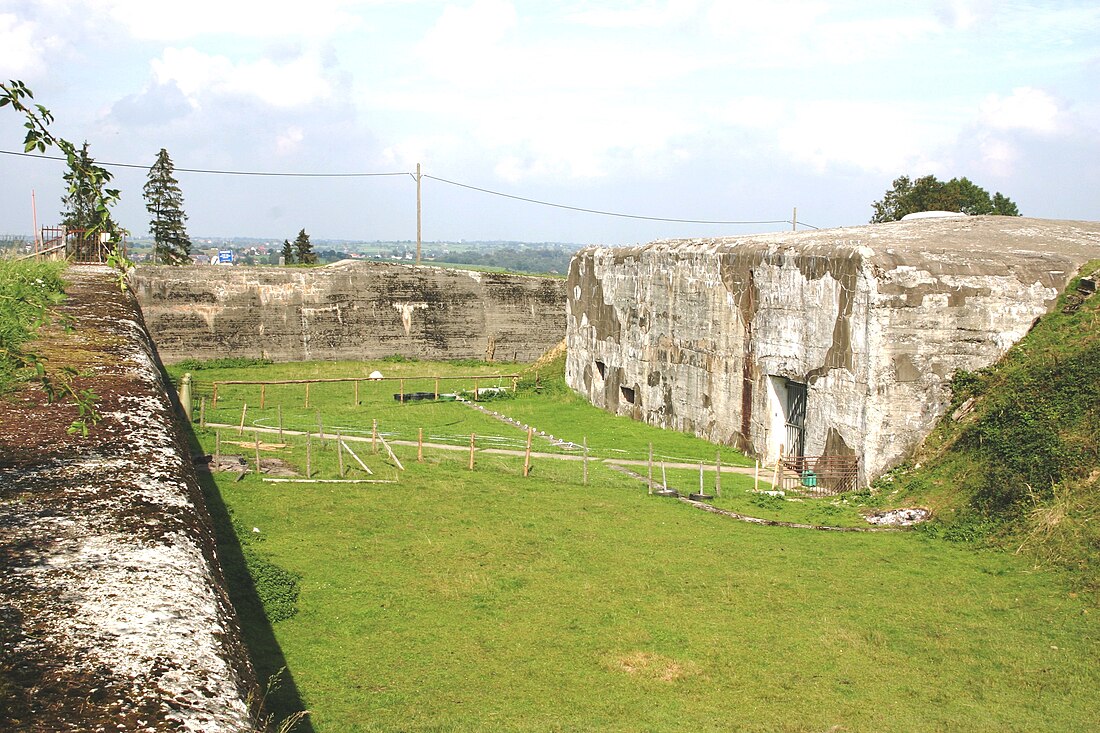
[193,420,1099,732]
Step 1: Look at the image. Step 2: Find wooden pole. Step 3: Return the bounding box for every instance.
[254,436,261,475]
[523,427,533,477]
[341,439,373,475]
[716,451,722,497]
[317,410,324,447]
[473,377,479,401]
[378,434,405,471]
[260,384,266,410]
[417,427,423,463]
[336,429,345,477]
[199,396,206,428]
[372,419,378,454]
[416,162,422,266]
[662,462,668,491]
[238,403,248,435]
[354,380,359,407]
[306,432,312,479]
[512,376,518,394]
[647,443,653,495]
[212,382,218,408]
[754,460,760,492]
[699,461,704,495]
[434,377,439,400]
[792,206,797,231]
[468,433,476,470]
[583,436,588,486]
[399,378,405,404]
[215,430,221,462]
[278,404,284,444]
[304,382,310,409]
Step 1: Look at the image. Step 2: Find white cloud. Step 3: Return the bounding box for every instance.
[416,0,518,84]
[275,126,305,155]
[0,14,60,76]
[151,47,333,108]
[566,0,701,29]
[979,87,1062,134]
[89,0,363,40]
[773,100,958,174]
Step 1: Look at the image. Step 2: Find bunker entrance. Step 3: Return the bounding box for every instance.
[767,376,807,461]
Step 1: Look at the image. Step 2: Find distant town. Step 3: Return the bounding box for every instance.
[0,235,580,276]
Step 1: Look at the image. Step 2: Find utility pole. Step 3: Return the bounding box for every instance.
[792,206,797,232]
[416,162,422,265]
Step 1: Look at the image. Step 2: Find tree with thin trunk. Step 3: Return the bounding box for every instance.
[60,141,102,231]
[294,228,316,265]
[143,148,192,265]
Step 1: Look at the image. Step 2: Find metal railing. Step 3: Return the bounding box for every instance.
[779,455,861,496]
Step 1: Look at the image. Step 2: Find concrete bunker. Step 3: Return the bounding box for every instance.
[565,216,1100,482]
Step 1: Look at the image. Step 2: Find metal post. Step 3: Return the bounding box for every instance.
[416,162,422,265]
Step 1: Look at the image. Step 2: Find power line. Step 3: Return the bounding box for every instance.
[0,149,408,178]
[1,148,821,229]
[424,174,805,227]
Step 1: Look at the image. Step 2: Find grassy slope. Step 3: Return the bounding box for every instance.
[179,348,1100,731]
[209,447,1099,732]
[877,261,1100,599]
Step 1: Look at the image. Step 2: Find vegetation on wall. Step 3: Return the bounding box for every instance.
[880,261,1100,595]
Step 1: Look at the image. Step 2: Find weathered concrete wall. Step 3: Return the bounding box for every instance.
[132,260,567,364]
[566,217,1100,480]
[0,267,259,731]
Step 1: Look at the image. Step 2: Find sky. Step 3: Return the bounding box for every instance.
[1,0,1098,246]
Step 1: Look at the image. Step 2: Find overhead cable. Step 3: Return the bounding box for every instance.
[1,148,820,228]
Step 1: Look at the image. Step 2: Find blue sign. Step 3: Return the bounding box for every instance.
[218,250,234,263]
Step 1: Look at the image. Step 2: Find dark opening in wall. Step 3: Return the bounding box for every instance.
[620,385,636,404]
[595,360,606,379]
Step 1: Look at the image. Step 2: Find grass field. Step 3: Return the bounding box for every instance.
[173,358,1100,732]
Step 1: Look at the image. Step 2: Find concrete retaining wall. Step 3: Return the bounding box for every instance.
[566,217,1100,480]
[0,266,259,731]
[132,260,567,364]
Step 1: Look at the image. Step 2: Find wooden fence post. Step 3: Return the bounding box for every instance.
[199,396,206,428]
[255,436,261,475]
[418,427,423,463]
[336,430,345,477]
[260,384,266,410]
[648,443,654,495]
[583,436,588,486]
[238,403,248,435]
[304,382,310,409]
[278,404,284,444]
[306,432,312,479]
[523,427,533,477]
[399,378,405,404]
[473,378,479,401]
[372,419,378,454]
[212,382,219,408]
[317,410,324,447]
[716,451,722,497]
[434,377,439,400]
[468,433,476,470]
[354,380,359,407]
[215,430,221,462]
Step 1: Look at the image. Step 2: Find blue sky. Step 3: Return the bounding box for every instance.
[1,0,1098,245]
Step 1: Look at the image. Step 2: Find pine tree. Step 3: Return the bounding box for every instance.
[60,141,100,231]
[143,148,192,265]
[281,239,295,265]
[294,229,316,265]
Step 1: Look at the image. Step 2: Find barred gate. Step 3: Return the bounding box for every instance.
[779,455,861,495]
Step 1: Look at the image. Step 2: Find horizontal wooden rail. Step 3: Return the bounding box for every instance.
[212,374,519,386]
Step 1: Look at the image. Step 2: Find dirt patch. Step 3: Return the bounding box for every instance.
[607,651,701,683]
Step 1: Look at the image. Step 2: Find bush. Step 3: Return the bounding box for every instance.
[0,259,67,394]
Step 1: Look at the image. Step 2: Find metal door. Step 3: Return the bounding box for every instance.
[784,380,807,458]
